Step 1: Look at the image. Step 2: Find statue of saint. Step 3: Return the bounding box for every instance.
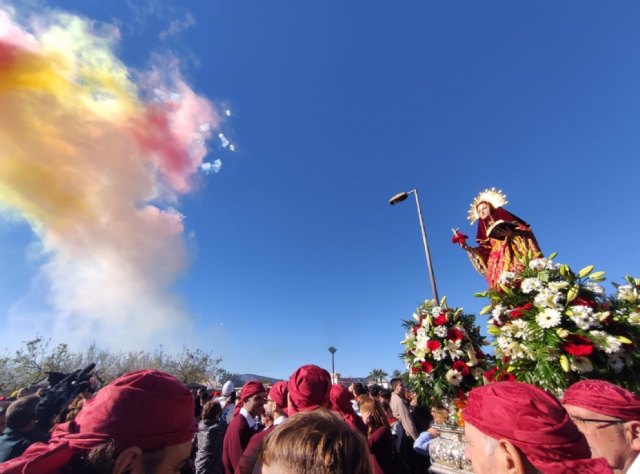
[454,188,542,288]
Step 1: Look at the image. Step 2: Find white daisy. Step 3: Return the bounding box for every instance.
[434,325,448,338]
[569,305,598,330]
[534,288,561,309]
[446,369,462,386]
[536,308,562,328]
[521,277,543,294]
[499,272,517,285]
[432,348,446,361]
[529,258,550,272]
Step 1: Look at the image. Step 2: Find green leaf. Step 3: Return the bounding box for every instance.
[548,252,558,260]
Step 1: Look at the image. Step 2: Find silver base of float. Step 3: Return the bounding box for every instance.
[428,425,472,474]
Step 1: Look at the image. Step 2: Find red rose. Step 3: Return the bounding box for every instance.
[410,366,420,375]
[427,340,441,352]
[497,372,515,382]
[421,361,433,373]
[434,314,448,326]
[452,360,470,376]
[451,230,468,246]
[412,325,419,335]
[447,327,464,342]
[562,334,595,356]
[509,303,533,319]
[572,297,596,308]
[484,367,498,382]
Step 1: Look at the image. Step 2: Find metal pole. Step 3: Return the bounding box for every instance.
[411,189,439,302]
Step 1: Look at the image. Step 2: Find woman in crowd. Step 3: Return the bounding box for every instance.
[195,400,227,474]
[359,396,393,474]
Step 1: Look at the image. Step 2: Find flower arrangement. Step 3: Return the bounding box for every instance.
[401,298,488,408]
[478,253,640,393]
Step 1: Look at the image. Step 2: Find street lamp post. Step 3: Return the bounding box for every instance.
[328,346,337,382]
[389,189,440,302]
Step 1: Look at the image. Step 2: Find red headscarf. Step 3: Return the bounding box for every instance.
[233,381,267,417]
[0,369,196,474]
[464,382,611,474]
[268,381,288,409]
[287,365,331,415]
[563,379,640,421]
[329,384,367,436]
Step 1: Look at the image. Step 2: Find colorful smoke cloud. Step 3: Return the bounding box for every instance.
[0,6,220,347]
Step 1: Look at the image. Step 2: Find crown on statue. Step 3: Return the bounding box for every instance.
[467,188,508,224]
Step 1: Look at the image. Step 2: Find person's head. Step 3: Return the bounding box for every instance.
[390,378,405,396]
[368,384,381,398]
[240,381,267,418]
[464,381,610,474]
[201,400,222,423]
[265,381,288,419]
[563,379,640,473]
[257,409,373,474]
[358,395,389,435]
[351,383,367,397]
[287,364,332,415]
[476,201,494,220]
[6,394,39,431]
[379,389,391,404]
[1,369,197,474]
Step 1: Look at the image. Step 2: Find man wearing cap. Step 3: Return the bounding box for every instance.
[563,380,640,474]
[222,380,267,474]
[464,381,612,474]
[0,369,197,474]
[236,381,289,474]
[235,365,332,474]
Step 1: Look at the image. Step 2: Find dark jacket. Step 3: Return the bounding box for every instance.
[195,418,227,474]
[0,428,49,463]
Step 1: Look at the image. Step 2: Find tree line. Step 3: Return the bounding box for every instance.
[0,338,235,395]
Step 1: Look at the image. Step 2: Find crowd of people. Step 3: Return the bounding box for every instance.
[0,364,638,473]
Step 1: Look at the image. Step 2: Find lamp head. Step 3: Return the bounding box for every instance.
[389,192,409,205]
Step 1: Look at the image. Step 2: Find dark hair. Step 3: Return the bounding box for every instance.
[379,389,391,403]
[352,383,367,397]
[390,378,403,391]
[201,400,222,423]
[60,442,163,474]
[259,409,373,474]
[6,395,39,431]
[368,385,381,397]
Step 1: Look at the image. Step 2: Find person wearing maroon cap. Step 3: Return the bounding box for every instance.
[236,365,333,474]
[563,380,640,474]
[235,381,289,474]
[221,381,267,474]
[463,381,612,474]
[0,369,197,474]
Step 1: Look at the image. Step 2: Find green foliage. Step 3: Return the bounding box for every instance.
[0,338,225,395]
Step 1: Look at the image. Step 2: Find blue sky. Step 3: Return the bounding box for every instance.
[1,0,639,380]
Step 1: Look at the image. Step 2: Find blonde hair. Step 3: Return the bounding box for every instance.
[259,409,373,474]
[358,395,389,436]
